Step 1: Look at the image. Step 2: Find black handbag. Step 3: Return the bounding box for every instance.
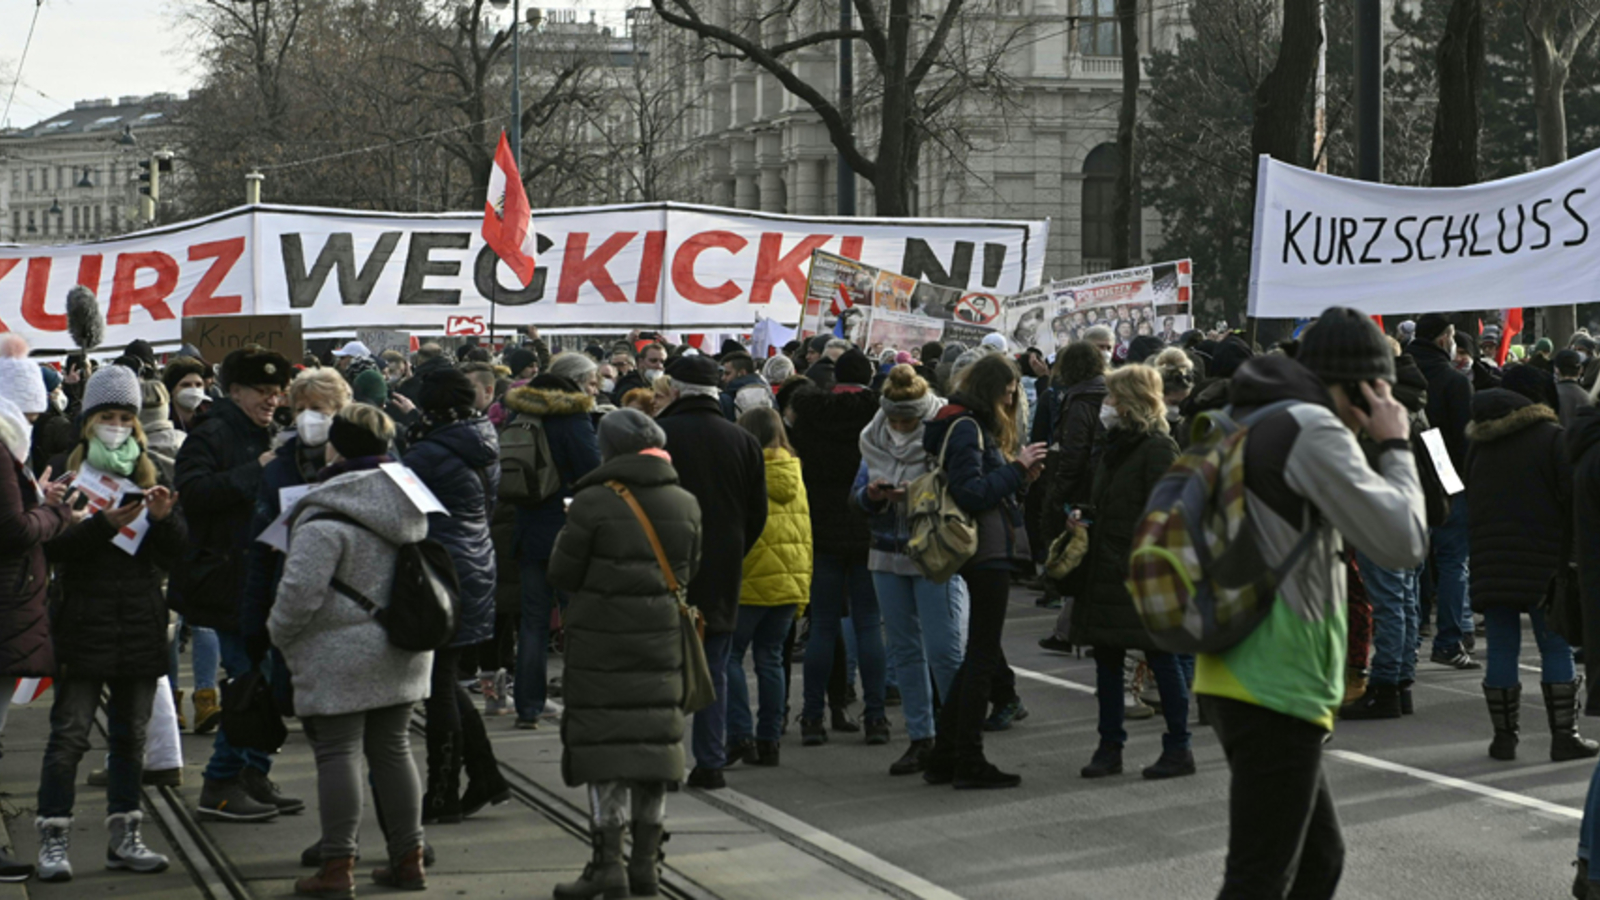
[1545,561,1584,648]
[220,667,287,753]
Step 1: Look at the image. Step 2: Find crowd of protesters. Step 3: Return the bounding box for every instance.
[7,306,1600,899]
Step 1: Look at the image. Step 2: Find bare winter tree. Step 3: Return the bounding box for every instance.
[1111,0,1139,269]
[647,0,1025,216]
[1430,0,1484,187]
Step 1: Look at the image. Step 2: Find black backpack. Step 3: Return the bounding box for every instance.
[311,512,462,652]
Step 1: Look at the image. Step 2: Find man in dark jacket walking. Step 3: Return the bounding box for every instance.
[394,344,452,405]
[174,347,299,823]
[718,352,769,420]
[1406,313,1478,670]
[1555,349,1593,428]
[654,355,767,789]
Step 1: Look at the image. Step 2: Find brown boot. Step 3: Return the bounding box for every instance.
[193,688,222,735]
[371,845,427,891]
[174,689,187,731]
[294,856,355,899]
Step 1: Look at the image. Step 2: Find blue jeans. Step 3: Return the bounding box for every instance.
[1094,648,1190,752]
[1356,552,1421,685]
[203,629,275,781]
[872,570,967,741]
[1431,494,1472,653]
[728,605,797,743]
[802,554,886,722]
[692,632,733,770]
[515,558,557,720]
[168,616,219,692]
[1482,606,1575,689]
[39,676,157,817]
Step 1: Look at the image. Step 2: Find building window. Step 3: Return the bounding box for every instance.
[10,211,18,238]
[1082,142,1141,260]
[71,207,80,234]
[26,211,35,234]
[26,170,35,193]
[1077,0,1119,57]
[9,170,17,194]
[94,206,103,233]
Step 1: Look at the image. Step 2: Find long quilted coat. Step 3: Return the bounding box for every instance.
[739,449,811,610]
[548,451,702,786]
[402,417,500,648]
[1466,389,1570,613]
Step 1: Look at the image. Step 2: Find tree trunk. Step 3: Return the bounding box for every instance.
[1110,0,1139,269]
[1248,0,1322,343]
[1526,2,1575,343]
[873,0,914,217]
[1429,0,1483,187]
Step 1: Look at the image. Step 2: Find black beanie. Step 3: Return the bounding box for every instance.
[834,348,875,386]
[1414,313,1452,343]
[1296,306,1396,384]
[418,366,477,413]
[1210,337,1256,380]
[1128,335,1166,365]
[329,408,390,460]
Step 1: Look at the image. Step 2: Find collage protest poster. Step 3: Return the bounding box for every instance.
[866,309,947,355]
[801,249,1010,349]
[1001,260,1192,358]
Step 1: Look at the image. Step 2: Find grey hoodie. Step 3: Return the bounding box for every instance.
[268,467,434,717]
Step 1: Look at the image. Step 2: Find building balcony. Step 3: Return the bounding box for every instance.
[1067,53,1147,80]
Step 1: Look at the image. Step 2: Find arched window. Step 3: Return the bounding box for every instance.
[1081,143,1140,261]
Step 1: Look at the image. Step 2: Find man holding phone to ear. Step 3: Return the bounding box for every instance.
[1405,313,1478,670]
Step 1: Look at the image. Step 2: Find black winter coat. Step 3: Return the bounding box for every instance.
[0,444,72,677]
[403,417,500,648]
[1043,376,1105,538]
[1407,339,1474,471]
[1567,407,1600,713]
[45,467,187,679]
[1071,427,1179,652]
[1465,389,1569,613]
[395,355,455,405]
[173,398,273,632]
[922,402,1029,570]
[789,385,880,560]
[654,394,767,634]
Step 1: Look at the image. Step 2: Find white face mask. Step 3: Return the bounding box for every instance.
[1099,404,1120,431]
[1102,349,1114,366]
[94,423,133,450]
[51,392,67,413]
[1454,357,1473,373]
[175,387,207,411]
[643,368,664,383]
[600,378,616,395]
[296,410,331,447]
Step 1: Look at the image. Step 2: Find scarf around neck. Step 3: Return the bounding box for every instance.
[858,403,944,488]
[87,434,143,476]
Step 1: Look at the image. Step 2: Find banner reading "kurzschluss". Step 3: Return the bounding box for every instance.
[1248,150,1597,319]
[0,202,1049,353]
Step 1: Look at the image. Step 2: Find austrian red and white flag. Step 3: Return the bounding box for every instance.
[482,130,537,288]
[13,677,50,705]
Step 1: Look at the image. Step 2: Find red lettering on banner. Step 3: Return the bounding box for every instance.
[76,255,103,295]
[672,231,747,305]
[108,252,179,324]
[0,259,19,331]
[21,258,65,331]
[558,232,636,304]
[634,231,666,304]
[839,236,864,260]
[184,238,246,316]
[750,233,831,305]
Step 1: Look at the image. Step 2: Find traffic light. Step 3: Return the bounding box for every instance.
[137,159,156,199]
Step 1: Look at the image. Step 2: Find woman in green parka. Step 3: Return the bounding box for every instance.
[1070,364,1193,783]
[548,408,702,900]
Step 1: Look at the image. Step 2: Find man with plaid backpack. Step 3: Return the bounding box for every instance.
[1194,308,1429,898]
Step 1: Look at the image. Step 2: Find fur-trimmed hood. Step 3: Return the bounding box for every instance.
[504,385,595,418]
[1467,388,1559,443]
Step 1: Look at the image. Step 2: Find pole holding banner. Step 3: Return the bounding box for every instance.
[245,172,264,206]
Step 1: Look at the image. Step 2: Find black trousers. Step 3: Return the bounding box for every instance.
[935,567,1012,762]
[1203,695,1344,900]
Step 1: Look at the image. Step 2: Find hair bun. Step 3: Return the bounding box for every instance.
[882,364,927,401]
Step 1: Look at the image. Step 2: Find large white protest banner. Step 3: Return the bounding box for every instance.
[0,202,1048,354]
[1249,150,1598,319]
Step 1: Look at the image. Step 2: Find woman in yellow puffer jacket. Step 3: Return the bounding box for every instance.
[727,407,812,767]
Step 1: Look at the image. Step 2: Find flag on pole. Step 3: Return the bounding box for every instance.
[481,130,536,288]
[830,285,854,338]
[1497,308,1524,367]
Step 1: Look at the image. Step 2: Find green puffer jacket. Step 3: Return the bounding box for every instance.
[548,450,703,786]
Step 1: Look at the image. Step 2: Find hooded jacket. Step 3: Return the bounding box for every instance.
[789,385,881,559]
[1465,390,1569,613]
[1406,337,1474,471]
[268,468,434,717]
[1194,356,1428,730]
[1558,378,1593,429]
[173,397,274,632]
[741,449,812,608]
[1567,407,1600,713]
[0,426,73,678]
[548,451,701,786]
[922,401,1029,570]
[504,384,602,561]
[402,417,500,648]
[654,393,767,634]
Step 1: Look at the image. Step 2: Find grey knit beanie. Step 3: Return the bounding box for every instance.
[82,364,142,418]
[597,408,666,461]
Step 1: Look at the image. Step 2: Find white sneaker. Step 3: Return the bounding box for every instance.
[35,816,72,882]
[106,811,168,873]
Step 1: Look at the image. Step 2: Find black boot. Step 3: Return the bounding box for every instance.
[751,740,780,767]
[1341,682,1402,720]
[1484,684,1520,761]
[890,738,933,776]
[1141,747,1196,780]
[421,731,463,824]
[921,739,955,786]
[1080,742,1123,779]
[953,753,1021,790]
[1399,680,1415,715]
[1544,681,1600,762]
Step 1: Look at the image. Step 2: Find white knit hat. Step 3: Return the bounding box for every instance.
[0,335,47,415]
[980,332,1009,353]
[81,364,142,417]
